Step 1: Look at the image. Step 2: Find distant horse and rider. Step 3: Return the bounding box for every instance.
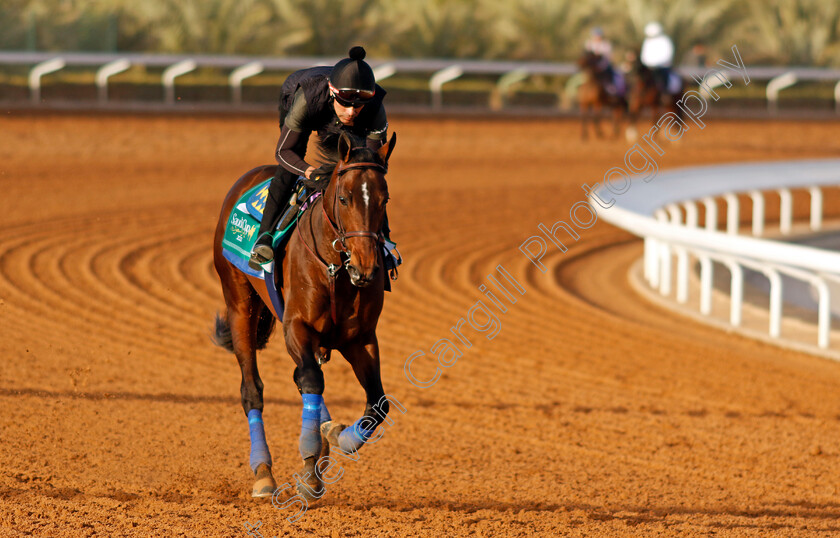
[577,23,685,142]
[626,22,686,141]
[577,48,627,140]
[212,47,401,502]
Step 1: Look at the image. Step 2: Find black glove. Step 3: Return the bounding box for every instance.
[304,164,336,189]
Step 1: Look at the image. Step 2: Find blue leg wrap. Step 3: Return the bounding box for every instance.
[299,394,323,460]
[337,418,377,453]
[248,409,272,473]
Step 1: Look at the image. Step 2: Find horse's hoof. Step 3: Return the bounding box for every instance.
[295,456,325,502]
[252,463,277,498]
[320,420,347,448]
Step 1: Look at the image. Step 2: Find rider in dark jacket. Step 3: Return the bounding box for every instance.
[249,46,391,269]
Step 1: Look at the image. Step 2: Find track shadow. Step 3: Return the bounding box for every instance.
[315,498,840,531]
[0,387,355,408]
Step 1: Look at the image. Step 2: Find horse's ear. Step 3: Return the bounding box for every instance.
[377,132,396,164]
[338,132,353,163]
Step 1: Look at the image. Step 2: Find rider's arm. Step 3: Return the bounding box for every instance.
[365,104,388,151]
[276,88,316,178]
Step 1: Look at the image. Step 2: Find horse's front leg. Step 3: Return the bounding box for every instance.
[593,102,605,139]
[612,100,625,139]
[322,334,389,455]
[625,94,640,142]
[285,319,331,502]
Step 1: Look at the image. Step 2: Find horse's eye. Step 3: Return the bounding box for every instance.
[338,195,348,205]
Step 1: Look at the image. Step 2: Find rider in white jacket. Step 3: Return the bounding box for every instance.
[640,22,675,93]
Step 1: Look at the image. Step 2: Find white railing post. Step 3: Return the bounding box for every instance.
[96,58,130,103]
[835,80,840,114]
[767,72,797,113]
[699,255,713,315]
[495,68,529,108]
[29,57,65,103]
[648,209,669,288]
[430,65,463,110]
[676,246,689,303]
[724,260,743,326]
[809,186,823,231]
[659,243,672,296]
[229,61,263,105]
[666,203,682,224]
[644,237,656,284]
[763,268,782,338]
[749,190,764,236]
[724,193,739,235]
[815,278,830,349]
[683,201,698,228]
[372,63,397,83]
[163,59,197,105]
[778,188,792,235]
[702,197,717,231]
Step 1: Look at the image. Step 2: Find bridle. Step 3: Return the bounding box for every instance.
[324,160,387,257]
[295,154,387,325]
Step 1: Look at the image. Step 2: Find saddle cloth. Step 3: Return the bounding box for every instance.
[667,71,682,95]
[221,178,301,279]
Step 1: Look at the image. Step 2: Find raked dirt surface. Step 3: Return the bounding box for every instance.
[2,112,840,537]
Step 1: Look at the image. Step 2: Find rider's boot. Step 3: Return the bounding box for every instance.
[249,169,296,271]
[380,211,401,281]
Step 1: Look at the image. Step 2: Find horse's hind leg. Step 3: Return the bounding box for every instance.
[593,103,605,139]
[223,276,277,498]
[612,101,625,140]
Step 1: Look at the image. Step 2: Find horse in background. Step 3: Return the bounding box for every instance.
[625,57,685,142]
[577,50,627,141]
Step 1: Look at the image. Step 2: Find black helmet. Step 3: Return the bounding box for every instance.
[329,46,376,106]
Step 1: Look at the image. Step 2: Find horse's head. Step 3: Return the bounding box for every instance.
[325,131,396,287]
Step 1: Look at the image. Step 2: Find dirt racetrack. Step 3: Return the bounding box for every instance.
[2,112,840,537]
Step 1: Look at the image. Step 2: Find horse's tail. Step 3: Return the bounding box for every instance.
[212,311,235,353]
[211,308,277,353]
[255,308,276,350]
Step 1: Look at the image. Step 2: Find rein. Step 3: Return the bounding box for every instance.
[296,157,387,325]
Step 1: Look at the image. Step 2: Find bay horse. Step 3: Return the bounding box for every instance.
[212,132,396,501]
[625,58,684,142]
[577,50,627,141]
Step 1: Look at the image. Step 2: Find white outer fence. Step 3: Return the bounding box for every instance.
[594,159,840,350]
[4,51,840,109]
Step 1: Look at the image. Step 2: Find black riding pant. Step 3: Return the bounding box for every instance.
[653,68,670,93]
[258,167,299,237]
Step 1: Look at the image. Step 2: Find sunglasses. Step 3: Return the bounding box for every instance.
[330,84,375,107]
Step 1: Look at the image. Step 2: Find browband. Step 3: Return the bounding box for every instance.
[335,162,388,176]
